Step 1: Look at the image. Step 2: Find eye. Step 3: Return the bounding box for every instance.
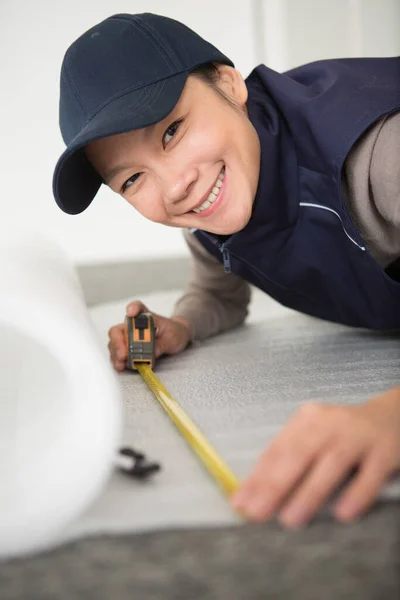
[121,173,141,194]
[163,119,183,147]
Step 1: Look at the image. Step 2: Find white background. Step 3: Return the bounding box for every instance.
[0,0,399,265]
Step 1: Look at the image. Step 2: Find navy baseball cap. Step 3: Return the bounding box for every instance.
[52,13,234,215]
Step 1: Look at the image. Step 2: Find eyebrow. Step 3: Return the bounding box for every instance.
[102,123,161,185]
[102,163,133,185]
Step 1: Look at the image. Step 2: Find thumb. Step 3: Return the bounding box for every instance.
[126,300,149,317]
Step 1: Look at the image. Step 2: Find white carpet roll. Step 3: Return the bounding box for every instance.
[0,226,122,559]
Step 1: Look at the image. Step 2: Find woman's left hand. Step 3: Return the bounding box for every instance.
[231,386,400,528]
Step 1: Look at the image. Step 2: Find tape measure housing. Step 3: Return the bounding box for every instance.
[125,312,156,370]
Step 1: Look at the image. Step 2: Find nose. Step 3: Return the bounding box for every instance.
[161,164,199,211]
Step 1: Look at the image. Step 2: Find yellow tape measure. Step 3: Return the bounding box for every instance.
[125,313,240,497]
[136,363,239,496]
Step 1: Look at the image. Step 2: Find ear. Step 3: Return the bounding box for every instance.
[216,65,248,109]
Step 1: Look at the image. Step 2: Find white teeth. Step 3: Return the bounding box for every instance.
[193,167,225,213]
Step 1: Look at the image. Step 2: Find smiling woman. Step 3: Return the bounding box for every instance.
[52,12,400,529]
[83,65,259,235]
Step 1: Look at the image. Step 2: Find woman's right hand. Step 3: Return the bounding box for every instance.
[107,300,193,372]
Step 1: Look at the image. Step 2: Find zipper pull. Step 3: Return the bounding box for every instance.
[221,246,231,273]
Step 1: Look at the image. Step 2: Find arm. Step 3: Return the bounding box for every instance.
[171,229,251,341]
[342,110,400,268]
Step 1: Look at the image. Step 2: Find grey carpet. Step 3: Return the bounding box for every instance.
[1,505,399,600]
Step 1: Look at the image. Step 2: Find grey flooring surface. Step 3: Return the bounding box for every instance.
[1,505,399,600]
[2,287,400,598]
[77,257,190,307]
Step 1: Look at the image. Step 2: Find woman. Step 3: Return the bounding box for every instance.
[52,12,400,529]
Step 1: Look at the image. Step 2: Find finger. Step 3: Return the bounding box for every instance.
[154,337,166,359]
[333,449,394,522]
[110,356,125,372]
[108,328,126,361]
[232,403,327,520]
[278,445,360,528]
[126,300,149,317]
[115,360,126,372]
[109,346,126,368]
[108,347,125,370]
[108,324,125,340]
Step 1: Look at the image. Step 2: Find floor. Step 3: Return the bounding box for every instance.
[1,281,399,598]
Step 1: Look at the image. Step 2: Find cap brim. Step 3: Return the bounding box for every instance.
[53,72,189,215]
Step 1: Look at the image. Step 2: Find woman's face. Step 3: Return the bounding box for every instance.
[84,66,261,235]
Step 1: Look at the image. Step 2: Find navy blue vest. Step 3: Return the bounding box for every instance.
[193,57,400,330]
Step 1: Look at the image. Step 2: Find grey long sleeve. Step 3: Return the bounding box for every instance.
[342,111,400,268]
[171,228,251,341]
[172,111,400,341]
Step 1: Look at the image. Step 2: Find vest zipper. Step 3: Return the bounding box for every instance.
[192,229,232,273]
[220,244,231,273]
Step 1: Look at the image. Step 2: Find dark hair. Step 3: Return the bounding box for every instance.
[190,62,242,111]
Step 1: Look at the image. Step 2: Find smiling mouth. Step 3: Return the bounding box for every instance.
[190,166,225,213]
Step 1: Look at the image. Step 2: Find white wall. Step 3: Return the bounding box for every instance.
[259,0,400,71]
[0,0,399,265]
